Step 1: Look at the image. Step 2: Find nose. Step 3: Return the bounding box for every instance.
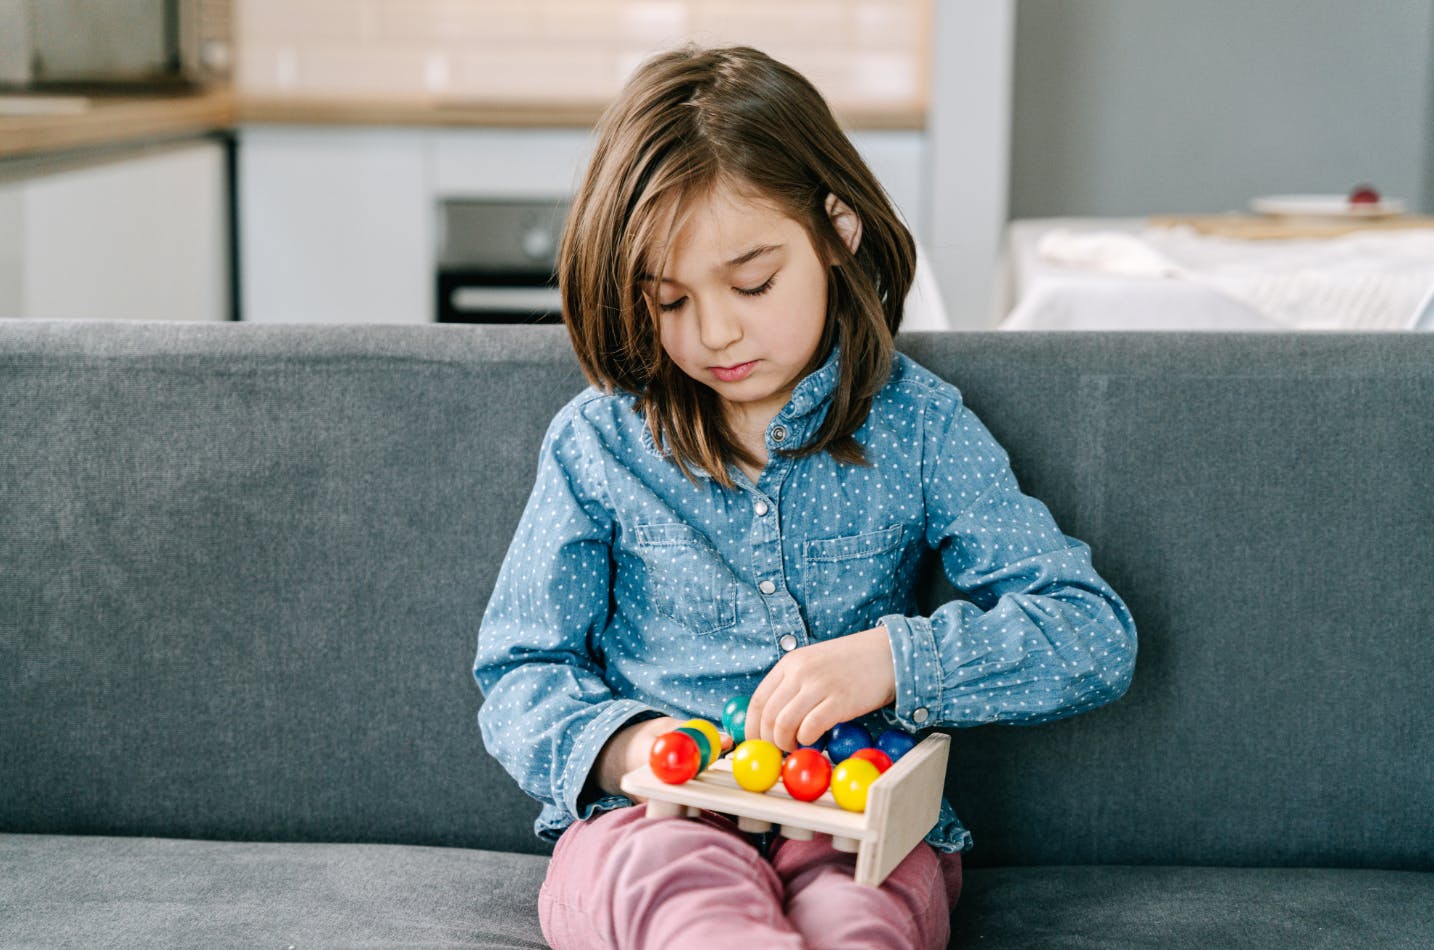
[696,300,743,353]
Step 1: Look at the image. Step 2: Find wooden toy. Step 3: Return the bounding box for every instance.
[825,721,873,763]
[830,757,880,812]
[721,696,750,744]
[730,739,783,792]
[876,728,917,762]
[849,747,893,774]
[780,748,831,802]
[622,732,950,887]
[649,731,703,784]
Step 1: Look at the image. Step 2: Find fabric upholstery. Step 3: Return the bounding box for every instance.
[0,833,549,949]
[951,865,1434,949]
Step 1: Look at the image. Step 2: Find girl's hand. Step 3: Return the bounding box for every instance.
[592,715,735,802]
[746,626,897,752]
[594,716,680,802]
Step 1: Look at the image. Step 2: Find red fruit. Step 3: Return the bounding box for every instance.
[849,747,894,774]
[1348,184,1381,205]
[650,731,701,784]
[781,747,832,802]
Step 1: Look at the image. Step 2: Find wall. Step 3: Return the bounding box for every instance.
[236,0,928,121]
[1010,0,1434,217]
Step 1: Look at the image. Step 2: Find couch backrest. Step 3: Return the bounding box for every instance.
[2,323,1430,871]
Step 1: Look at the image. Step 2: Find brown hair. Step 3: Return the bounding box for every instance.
[559,44,916,486]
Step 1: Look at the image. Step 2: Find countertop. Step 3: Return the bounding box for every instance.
[235,96,923,131]
[0,89,237,160]
[0,87,922,163]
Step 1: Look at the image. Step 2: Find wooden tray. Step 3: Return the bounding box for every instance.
[620,732,950,887]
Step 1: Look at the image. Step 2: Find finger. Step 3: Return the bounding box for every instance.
[757,673,802,749]
[796,697,843,748]
[768,683,820,753]
[746,665,783,739]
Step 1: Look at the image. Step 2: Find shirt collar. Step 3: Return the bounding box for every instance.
[638,344,843,475]
[780,344,842,422]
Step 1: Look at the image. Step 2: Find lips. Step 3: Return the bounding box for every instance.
[710,360,758,383]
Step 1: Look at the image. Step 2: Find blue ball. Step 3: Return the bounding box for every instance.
[798,730,829,753]
[876,728,917,762]
[825,721,873,764]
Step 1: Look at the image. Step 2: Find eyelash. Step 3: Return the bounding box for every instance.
[657,276,776,313]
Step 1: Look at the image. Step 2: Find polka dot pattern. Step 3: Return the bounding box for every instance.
[474,350,1137,850]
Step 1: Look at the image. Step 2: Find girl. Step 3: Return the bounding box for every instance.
[474,45,1136,949]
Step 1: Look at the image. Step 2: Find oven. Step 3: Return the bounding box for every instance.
[435,198,567,325]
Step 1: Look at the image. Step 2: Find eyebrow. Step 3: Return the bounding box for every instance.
[644,243,784,285]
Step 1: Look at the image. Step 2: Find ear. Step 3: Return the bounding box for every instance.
[824,193,863,257]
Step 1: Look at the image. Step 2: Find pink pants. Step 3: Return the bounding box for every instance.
[539,806,962,949]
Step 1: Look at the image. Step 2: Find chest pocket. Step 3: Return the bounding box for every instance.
[633,522,739,635]
[802,524,905,638]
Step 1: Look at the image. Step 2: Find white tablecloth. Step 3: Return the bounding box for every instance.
[999,218,1434,332]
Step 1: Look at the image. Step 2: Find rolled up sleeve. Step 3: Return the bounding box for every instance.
[882,397,1137,728]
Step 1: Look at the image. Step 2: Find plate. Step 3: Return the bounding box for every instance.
[1251,194,1405,218]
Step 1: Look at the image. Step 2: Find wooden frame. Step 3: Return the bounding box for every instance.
[620,732,950,887]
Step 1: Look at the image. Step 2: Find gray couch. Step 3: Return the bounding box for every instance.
[1,321,1430,949]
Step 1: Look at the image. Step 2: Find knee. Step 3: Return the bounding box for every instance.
[607,813,763,885]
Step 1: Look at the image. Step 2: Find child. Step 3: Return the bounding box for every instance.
[474,45,1136,949]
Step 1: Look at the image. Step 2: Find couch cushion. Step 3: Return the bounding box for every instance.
[0,833,549,949]
[952,865,1434,949]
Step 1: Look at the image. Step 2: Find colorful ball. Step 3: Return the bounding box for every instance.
[876,729,917,762]
[649,731,702,785]
[831,757,881,812]
[826,721,873,764]
[849,747,894,774]
[781,747,832,802]
[673,727,713,771]
[798,728,829,753]
[721,696,750,745]
[731,739,783,792]
[681,719,723,767]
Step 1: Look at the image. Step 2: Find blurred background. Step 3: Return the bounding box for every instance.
[1,0,1432,331]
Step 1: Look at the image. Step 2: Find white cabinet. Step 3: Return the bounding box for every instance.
[0,140,230,322]
[237,125,926,325]
[238,128,430,323]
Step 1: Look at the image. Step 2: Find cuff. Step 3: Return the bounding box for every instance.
[881,613,943,730]
[559,699,663,822]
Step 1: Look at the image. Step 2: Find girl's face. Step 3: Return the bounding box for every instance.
[652,182,859,428]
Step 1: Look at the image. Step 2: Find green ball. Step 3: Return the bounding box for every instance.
[722,695,750,745]
[674,726,713,771]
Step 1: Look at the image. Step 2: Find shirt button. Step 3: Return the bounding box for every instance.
[912,707,930,724]
[754,500,769,516]
[759,580,777,595]
[770,425,787,443]
[779,634,798,652]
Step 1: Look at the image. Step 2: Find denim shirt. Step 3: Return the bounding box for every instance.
[473,349,1137,852]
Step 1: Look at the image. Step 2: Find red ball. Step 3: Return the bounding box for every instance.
[849,747,893,774]
[781,747,832,802]
[650,731,701,784]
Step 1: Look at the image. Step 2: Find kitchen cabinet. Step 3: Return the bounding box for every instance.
[0,139,229,322]
[238,128,430,324]
[237,125,925,325]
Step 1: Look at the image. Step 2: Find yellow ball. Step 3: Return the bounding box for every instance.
[731,739,783,792]
[682,719,723,768]
[831,757,881,812]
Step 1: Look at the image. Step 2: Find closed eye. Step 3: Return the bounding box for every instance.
[737,276,776,298]
[654,275,776,312]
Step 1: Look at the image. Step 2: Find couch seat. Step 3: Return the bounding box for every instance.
[952,864,1434,949]
[0,833,550,949]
